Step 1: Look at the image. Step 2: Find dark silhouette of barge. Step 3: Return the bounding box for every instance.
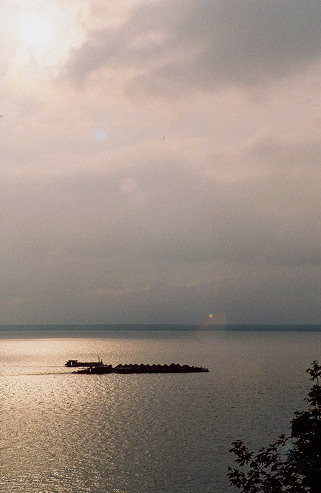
[65,360,208,374]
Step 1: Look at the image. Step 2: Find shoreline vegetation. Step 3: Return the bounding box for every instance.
[228,361,321,492]
[0,324,321,332]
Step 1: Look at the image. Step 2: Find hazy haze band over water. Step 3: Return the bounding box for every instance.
[2,323,321,334]
[1,329,320,492]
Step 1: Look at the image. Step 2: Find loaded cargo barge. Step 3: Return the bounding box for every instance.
[65,359,208,374]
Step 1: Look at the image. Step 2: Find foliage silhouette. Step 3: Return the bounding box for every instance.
[228,361,321,492]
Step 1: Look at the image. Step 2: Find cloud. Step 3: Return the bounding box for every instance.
[64,0,321,94]
[3,0,321,324]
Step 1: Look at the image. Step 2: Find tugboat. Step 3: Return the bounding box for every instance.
[65,359,104,368]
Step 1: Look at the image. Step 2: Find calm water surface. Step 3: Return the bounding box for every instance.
[0,330,320,493]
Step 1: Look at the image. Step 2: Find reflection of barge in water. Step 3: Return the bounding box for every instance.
[65,360,209,374]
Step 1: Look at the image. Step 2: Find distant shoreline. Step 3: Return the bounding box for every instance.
[0,324,321,332]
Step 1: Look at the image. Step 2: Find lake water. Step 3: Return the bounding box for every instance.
[1,329,320,493]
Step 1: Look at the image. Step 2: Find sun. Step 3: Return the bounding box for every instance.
[16,9,58,66]
[19,12,54,49]
[13,5,84,69]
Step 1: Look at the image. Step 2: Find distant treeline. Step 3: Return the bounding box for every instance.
[1,324,321,332]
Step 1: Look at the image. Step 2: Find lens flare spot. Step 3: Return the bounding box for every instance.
[121,178,137,193]
[95,129,108,142]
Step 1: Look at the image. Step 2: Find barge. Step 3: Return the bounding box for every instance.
[65,360,208,374]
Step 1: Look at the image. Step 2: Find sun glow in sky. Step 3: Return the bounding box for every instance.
[19,13,54,48]
[11,3,85,69]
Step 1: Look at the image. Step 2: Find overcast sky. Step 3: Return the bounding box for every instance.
[1,0,321,325]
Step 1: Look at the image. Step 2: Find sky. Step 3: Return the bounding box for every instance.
[1,0,321,325]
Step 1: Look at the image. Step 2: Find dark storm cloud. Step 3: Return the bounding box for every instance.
[64,0,321,91]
